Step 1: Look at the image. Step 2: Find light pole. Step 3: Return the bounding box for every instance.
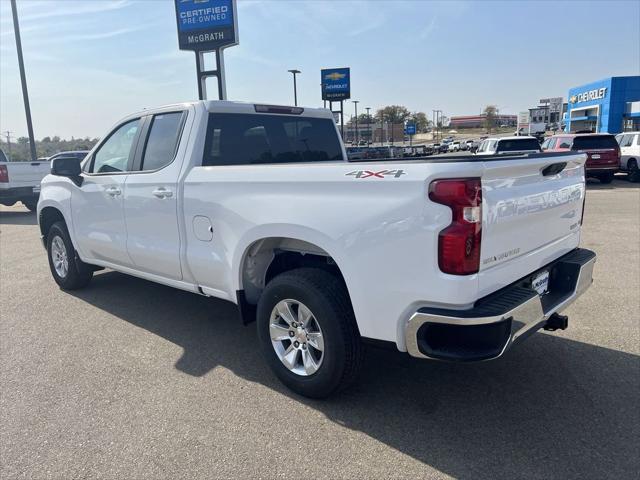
[11,0,36,162]
[352,100,359,145]
[366,107,371,145]
[287,69,301,106]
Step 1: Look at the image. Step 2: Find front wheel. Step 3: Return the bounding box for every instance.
[257,268,363,398]
[47,221,93,290]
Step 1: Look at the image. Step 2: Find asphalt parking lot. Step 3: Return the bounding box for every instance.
[1,177,638,479]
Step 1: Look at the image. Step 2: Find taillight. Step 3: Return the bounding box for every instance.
[0,165,8,183]
[429,178,482,275]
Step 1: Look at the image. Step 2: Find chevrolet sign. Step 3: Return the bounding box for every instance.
[570,87,607,104]
[321,67,351,101]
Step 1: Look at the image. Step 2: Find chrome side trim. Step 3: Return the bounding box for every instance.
[405,252,596,360]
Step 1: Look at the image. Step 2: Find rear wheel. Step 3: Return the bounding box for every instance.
[257,268,362,398]
[47,221,93,290]
[598,172,614,184]
[627,160,640,183]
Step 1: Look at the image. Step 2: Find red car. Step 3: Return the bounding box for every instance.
[541,133,620,183]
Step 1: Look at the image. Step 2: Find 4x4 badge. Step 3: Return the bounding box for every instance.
[345,169,406,179]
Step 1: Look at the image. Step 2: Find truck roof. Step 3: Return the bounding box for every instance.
[128,100,334,121]
[484,136,536,142]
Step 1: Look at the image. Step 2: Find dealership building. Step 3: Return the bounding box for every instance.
[565,76,640,134]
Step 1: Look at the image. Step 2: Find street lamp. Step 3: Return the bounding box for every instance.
[366,107,371,145]
[352,100,359,144]
[287,69,301,106]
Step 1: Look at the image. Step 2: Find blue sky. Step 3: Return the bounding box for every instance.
[1,0,638,138]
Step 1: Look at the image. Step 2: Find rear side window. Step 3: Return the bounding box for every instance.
[140,112,185,171]
[497,139,540,152]
[572,135,618,150]
[619,134,635,147]
[202,113,344,166]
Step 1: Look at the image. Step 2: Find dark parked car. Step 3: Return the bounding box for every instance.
[541,134,620,183]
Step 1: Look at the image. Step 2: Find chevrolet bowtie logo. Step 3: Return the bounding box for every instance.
[325,72,346,81]
[570,95,577,104]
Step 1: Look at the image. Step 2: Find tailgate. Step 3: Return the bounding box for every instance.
[5,162,50,189]
[583,148,618,169]
[478,153,586,294]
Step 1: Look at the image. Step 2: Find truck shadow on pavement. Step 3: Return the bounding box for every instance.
[586,176,639,190]
[71,271,639,480]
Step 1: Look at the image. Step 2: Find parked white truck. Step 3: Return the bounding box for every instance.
[0,148,50,211]
[37,101,596,398]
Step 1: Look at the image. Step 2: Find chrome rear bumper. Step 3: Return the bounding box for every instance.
[405,248,596,361]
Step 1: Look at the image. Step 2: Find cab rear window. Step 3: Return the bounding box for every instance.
[496,139,541,152]
[572,135,618,150]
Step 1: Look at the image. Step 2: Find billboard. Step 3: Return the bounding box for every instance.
[174,0,238,51]
[404,124,416,135]
[321,68,351,101]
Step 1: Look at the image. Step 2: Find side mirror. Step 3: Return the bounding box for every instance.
[51,156,81,177]
[51,156,83,186]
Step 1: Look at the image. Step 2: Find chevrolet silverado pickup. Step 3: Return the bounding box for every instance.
[37,101,596,398]
[0,148,50,211]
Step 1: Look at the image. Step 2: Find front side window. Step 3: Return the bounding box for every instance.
[91,119,140,173]
[140,112,185,171]
[202,113,344,166]
[558,138,572,149]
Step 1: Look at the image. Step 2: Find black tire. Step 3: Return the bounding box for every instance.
[598,172,614,184]
[627,160,640,183]
[257,268,363,399]
[46,221,93,290]
[22,199,37,212]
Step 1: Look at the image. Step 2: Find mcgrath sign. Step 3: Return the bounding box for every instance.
[321,68,350,101]
[174,0,238,51]
[404,123,416,135]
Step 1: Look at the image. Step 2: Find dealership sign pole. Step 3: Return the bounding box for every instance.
[174,0,239,100]
[321,68,351,140]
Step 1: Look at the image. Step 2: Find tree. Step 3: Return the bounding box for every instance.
[483,105,498,133]
[376,105,410,124]
[346,113,375,126]
[408,112,428,132]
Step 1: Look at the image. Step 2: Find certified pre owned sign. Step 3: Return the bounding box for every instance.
[174,0,238,51]
[570,87,607,104]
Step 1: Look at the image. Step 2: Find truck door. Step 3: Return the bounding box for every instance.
[72,118,142,266]
[123,110,188,280]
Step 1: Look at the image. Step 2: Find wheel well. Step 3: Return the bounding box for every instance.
[39,207,65,239]
[240,237,347,306]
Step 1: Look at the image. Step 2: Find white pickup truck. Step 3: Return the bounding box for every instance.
[37,101,596,398]
[0,148,50,211]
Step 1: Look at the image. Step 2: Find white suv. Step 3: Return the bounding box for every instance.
[475,136,541,155]
[616,132,640,182]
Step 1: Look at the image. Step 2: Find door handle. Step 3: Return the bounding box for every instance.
[105,186,121,196]
[152,187,173,199]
